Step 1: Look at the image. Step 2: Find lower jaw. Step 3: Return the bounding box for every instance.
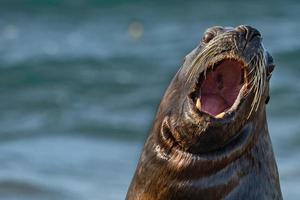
[194,84,247,119]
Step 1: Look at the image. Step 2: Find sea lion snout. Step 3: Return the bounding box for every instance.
[235,25,261,42]
[202,25,261,45]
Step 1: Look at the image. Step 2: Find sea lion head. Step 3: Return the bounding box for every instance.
[156,25,275,155]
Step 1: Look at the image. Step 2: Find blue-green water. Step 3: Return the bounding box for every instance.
[0,1,299,199]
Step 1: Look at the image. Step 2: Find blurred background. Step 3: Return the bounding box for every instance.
[0,0,299,199]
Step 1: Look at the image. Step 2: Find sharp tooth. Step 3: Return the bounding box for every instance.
[215,112,225,118]
[196,98,201,110]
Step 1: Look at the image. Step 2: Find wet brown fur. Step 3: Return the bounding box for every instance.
[126,25,282,200]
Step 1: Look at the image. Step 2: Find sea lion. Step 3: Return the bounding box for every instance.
[126,25,282,200]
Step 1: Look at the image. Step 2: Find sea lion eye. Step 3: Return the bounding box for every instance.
[266,51,275,79]
[267,64,275,78]
[265,95,270,104]
[202,31,215,43]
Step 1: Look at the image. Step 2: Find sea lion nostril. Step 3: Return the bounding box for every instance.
[236,25,261,41]
[202,31,215,43]
[235,25,248,34]
[247,28,261,41]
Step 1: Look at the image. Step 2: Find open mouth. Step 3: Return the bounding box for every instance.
[192,59,246,118]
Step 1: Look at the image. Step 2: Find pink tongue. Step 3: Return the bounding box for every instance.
[201,94,229,116]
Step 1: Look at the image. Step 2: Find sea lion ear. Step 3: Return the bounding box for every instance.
[266,63,275,80]
[265,95,270,104]
[265,51,275,80]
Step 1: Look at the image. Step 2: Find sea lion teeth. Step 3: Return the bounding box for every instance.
[215,112,225,118]
[196,98,202,110]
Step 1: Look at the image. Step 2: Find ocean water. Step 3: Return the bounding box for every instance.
[0,0,299,199]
